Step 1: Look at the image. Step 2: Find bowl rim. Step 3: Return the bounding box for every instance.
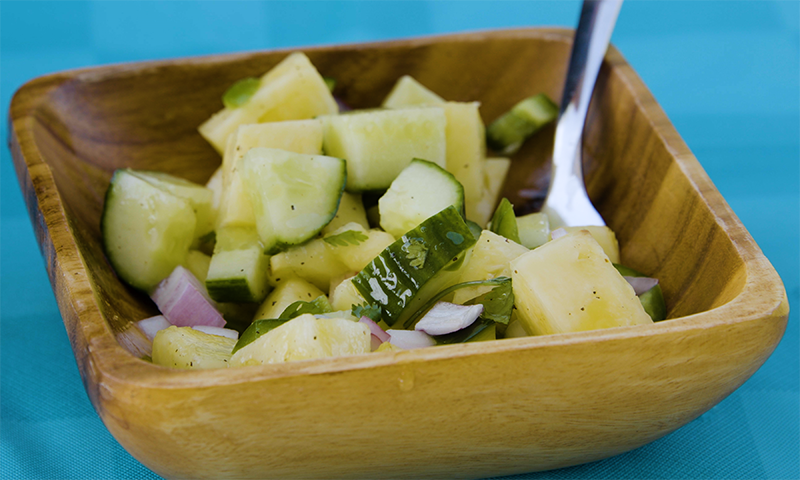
[8,27,788,390]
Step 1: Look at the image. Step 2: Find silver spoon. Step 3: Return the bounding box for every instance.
[541,0,623,228]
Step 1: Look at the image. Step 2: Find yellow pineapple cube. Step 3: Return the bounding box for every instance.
[511,230,652,335]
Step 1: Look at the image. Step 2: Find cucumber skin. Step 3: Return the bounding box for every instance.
[378,158,466,238]
[241,148,347,254]
[613,264,667,322]
[101,169,195,292]
[352,206,476,326]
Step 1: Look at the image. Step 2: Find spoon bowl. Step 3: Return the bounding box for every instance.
[542,0,622,227]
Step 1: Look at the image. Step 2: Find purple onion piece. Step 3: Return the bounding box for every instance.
[359,316,390,342]
[135,315,171,342]
[151,266,226,328]
[414,302,484,336]
[624,276,659,296]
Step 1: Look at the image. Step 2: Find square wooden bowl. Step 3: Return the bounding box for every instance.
[8,28,788,479]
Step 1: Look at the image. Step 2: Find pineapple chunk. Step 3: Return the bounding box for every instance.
[217,120,324,229]
[443,102,486,212]
[270,238,349,291]
[375,341,402,352]
[560,226,620,264]
[184,250,211,283]
[205,166,224,226]
[321,192,369,235]
[325,222,395,271]
[254,277,325,320]
[468,157,511,227]
[382,75,445,108]
[511,230,652,335]
[229,314,370,366]
[152,326,236,369]
[453,230,528,304]
[199,52,337,153]
[330,276,366,312]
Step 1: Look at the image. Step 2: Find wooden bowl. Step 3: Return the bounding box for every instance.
[8,28,788,479]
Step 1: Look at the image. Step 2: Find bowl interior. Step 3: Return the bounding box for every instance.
[29,30,745,343]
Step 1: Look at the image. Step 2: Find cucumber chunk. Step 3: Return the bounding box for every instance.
[487,93,558,155]
[321,107,447,191]
[379,158,465,239]
[381,83,485,217]
[102,169,196,292]
[352,206,477,326]
[240,147,346,252]
[205,227,271,303]
[517,212,550,249]
[217,120,324,230]
[613,264,667,322]
[127,170,214,244]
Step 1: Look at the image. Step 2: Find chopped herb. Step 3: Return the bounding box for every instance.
[434,318,494,345]
[352,303,382,322]
[324,229,369,247]
[279,296,333,320]
[232,296,334,354]
[403,277,511,329]
[402,238,428,269]
[222,77,260,109]
[488,198,520,243]
[231,319,287,354]
[464,280,514,325]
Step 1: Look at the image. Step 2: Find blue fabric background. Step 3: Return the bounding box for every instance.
[1,1,798,479]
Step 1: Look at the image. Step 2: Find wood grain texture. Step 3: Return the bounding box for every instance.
[8,28,788,479]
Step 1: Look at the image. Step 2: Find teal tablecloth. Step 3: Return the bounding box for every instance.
[2,1,798,479]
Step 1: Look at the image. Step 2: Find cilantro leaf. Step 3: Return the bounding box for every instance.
[232,319,288,354]
[403,277,511,329]
[434,318,494,345]
[465,280,514,325]
[222,77,260,109]
[324,230,369,247]
[279,296,333,320]
[352,303,382,322]
[401,237,428,269]
[233,296,334,355]
[488,198,520,243]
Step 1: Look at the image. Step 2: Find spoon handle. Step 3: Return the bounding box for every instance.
[543,0,622,228]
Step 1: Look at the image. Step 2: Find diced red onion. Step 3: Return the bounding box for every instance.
[335,97,352,112]
[624,276,659,296]
[359,316,390,342]
[370,334,383,352]
[192,325,239,340]
[135,315,172,342]
[386,329,435,349]
[414,302,484,336]
[551,227,568,240]
[151,266,226,328]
